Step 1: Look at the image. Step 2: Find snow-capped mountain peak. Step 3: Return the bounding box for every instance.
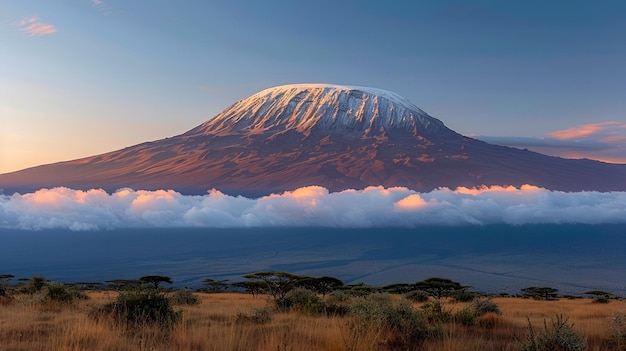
[186,84,450,137]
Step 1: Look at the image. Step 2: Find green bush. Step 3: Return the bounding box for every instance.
[346,294,430,348]
[519,315,586,351]
[277,288,325,315]
[594,296,611,304]
[170,288,200,305]
[455,307,476,326]
[452,290,476,302]
[404,290,429,303]
[97,290,180,329]
[46,283,88,303]
[25,275,48,294]
[470,298,501,316]
[327,290,350,304]
[610,312,626,349]
[421,299,453,323]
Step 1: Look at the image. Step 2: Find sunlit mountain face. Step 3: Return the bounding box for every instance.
[1,84,625,196]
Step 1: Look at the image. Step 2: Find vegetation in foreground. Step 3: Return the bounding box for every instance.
[0,273,625,351]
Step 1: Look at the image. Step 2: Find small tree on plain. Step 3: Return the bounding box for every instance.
[232,280,266,298]
[585,290,612,303]
[413,277,466,299]
[139,275,173,290]
[521,287,559,300]
[381,283,414,294]
[242,272,309,300]
[105,279,142,291]
[298,276,344,298]
[202,278,229,293]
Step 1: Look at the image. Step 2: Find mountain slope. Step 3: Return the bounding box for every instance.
[1,84,625,196]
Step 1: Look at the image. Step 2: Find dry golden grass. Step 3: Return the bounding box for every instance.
[0,292,625,351]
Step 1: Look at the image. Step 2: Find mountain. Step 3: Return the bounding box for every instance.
[1,84,625,196]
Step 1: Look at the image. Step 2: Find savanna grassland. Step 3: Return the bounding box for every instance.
[1,287,626,351]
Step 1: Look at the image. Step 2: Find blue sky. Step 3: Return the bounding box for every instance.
[1,0,626,173]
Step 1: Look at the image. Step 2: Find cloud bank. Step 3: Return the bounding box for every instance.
[1,185,626,231]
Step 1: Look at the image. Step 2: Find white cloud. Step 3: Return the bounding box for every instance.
[1,185,626,231]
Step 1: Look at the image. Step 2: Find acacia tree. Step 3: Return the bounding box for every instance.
[232,280,266,298]
[585,290,613,303]
[298,276,344,298]
[521,286,559,300]
[242,272,309,300]
[139,275,173,290]
[413,277,466,299]
[105,279,142,291]
[201,278,229,293]
[381,283,414,294]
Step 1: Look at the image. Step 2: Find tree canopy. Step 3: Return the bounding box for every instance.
[139,275,173,289]
[297,276,344,297]
[413,277,466,299]
[242,272,310,300]
[521,287,559,300]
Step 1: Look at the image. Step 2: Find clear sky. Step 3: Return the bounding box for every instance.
[1,0,626,174]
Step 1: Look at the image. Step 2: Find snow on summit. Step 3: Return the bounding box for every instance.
[186,84,450,136]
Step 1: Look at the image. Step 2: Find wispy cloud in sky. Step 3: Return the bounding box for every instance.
[547,122,626,140]
[15,16,57,37]
[2,185,626,231]
[478,121,626,164]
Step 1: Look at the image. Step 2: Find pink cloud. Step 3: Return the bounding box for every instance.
[16,16,57,36]
[546,121,622,140]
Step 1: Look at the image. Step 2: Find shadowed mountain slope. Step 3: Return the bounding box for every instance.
[2,84,625,196]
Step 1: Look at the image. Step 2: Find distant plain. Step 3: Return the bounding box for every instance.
[3,224,625,295]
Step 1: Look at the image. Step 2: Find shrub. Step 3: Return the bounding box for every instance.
[327,290,350,304]
[404,290,429,303]
[277,288,325,315]
[455,307,476,326]
[470,298,501,316]
[46,283,88,303]
[452,290,476,302]
[346,294,430,348]
[586,290,612,304]
[519,315,586,351]
[610,312,626,349]
[421,299,453,323]
[170,288,200,305]
[97,290,180,329]
[25,275,48,294]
